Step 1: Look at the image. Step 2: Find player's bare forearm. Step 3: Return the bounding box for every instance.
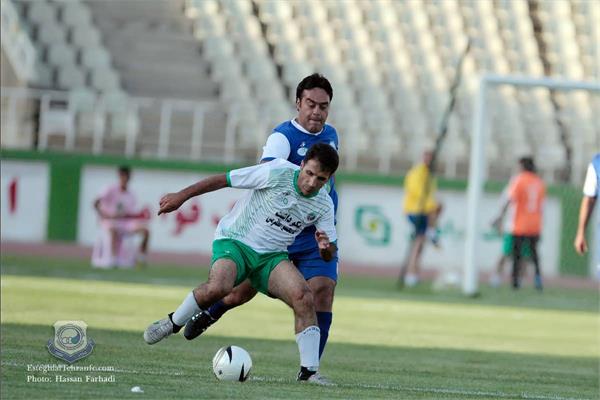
[574,196,596,254]
[158,174,228,215]
[319,243,337,262]
[94,199,110,219]
[492,200,510,228]
[576,196,596,235]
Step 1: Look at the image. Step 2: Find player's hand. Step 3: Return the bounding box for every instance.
[574,233,588,254]
[99,211,114,219]
[315,230,330,250]
[158,192,186,215]
[491,217,502,232]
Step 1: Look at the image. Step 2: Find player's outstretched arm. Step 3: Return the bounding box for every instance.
[574,196,596,254]
[315,230,337,262]
[158,174,228,215]
[492,199,510,231]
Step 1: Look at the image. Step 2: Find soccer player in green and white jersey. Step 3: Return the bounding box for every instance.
[143,143,338,384]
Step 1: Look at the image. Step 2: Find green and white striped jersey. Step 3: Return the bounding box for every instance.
[217,159,336,253]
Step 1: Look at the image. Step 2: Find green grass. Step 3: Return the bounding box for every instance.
[1,254,599,399]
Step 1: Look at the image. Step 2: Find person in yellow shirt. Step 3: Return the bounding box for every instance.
[399,150,443,287]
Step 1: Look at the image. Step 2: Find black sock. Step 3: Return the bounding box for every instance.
[168,313,182,333]
[298,366,317,380]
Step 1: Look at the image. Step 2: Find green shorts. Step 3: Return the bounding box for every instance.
[211,239,289,295]
[502,234,531,257]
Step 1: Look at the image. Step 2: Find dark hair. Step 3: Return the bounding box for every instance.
[519,156,536,172]
[304,143,339,175]
[296,73,333,102]
[118,165,131,176]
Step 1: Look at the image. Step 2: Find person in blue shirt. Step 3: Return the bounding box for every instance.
[184,74,339,360]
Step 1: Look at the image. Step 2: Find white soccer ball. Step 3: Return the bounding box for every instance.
[212,345,252,382]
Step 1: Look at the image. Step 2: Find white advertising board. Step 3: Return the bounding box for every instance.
[1,160,49,242]
[337,184,562,276]
[77,166,247,253]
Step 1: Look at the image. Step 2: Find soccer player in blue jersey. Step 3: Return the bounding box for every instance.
[185,74,339,360]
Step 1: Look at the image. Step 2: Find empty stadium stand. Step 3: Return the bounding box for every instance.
[1,0,598,182]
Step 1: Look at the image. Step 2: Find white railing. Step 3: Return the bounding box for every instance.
[0,87,269,163]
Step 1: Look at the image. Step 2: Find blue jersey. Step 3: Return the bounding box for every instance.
[592,154,600,194]
[261,119,339,255]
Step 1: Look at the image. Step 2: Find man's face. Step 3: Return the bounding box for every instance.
[297,159,332,195]
[423,150,434,167]
[119,171,130,189]
[295,88,330,133]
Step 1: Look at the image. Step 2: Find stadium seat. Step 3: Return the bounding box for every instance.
[193,12,226,39]
[274,41,308,65]
[57,65,86,89]
[110,112,139,140]
[39,97,76,150]
[326,0,363,26]
[47,42,76,67]
[70,25,102,48]
[227,15,262,40]
[36,21,67,46]
[26,1,57,24]
[230,101,261,148]
[60,2,93,27]
[81,47,112,69]
[90,68,120,91]
[234,33,269,62]
[244,58,277,82]
[251,77,286,104]
[100,90,129,113]
[211,56,243,83]
[220,0,252,17]
[307,43,342,65]
[315,63,348,90]
[266,20,300,44]
[202,35,234,60]
[33,63,54,88]
[282,62,313,90]
[258,0,293,23]
[187,0,219,16]
[69,87,102,137]
[98,91,138,140]
[219,78,251,103]
[262,101,293,128]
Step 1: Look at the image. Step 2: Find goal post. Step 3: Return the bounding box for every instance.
[463,74,600,296]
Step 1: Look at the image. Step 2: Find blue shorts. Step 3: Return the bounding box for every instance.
[289,247,338,282]
[407,214,429,236]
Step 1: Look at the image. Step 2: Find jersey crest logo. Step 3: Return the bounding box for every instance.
[297,142,308,156]
[276,191,295,208]
[305,212,317,223]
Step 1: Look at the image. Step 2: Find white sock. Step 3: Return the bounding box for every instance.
[171,292,202,326]
[295,325,320,370]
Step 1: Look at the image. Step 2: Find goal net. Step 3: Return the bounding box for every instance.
[461,74,600,295]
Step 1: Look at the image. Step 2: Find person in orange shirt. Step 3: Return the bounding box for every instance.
[492,157,546,290]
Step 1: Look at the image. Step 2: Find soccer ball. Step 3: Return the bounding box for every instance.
[212,345,252,382]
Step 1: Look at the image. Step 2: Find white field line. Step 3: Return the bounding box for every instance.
[3,361,591,400]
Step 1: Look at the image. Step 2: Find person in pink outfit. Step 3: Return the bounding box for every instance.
[93,166,150,268]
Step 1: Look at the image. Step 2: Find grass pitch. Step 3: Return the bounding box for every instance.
[1,254,598,399]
